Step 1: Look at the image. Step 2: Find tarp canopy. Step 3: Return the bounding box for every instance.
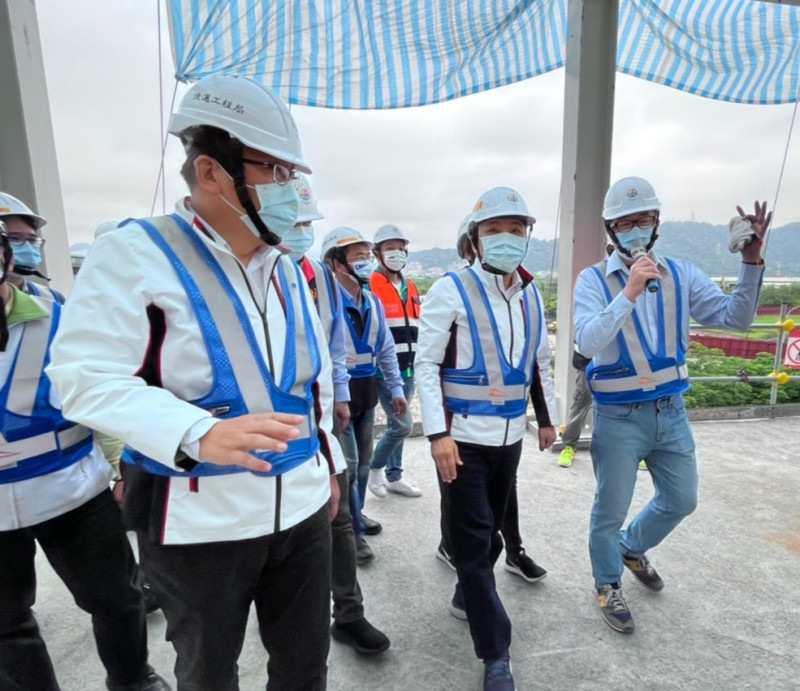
[168,0,800,108]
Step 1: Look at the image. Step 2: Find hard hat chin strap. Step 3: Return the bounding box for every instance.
[0,235,13,351]
[604,220,659,260]
[228,139,282,247]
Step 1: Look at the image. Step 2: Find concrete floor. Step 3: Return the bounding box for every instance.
[36,417,800,690]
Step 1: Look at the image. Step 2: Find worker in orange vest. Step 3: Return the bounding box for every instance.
[367,225,422,499]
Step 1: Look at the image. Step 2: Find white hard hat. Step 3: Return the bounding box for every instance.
[321,227,371,261]
[457,214,471,241]
[294,174,323,223]
[169,74,311,174]
[469,187,535,228]
[602,177,661,221]
[94,220,120,239]
[70,242,91,270]
[0,191,47,230]
[373,224,408,246]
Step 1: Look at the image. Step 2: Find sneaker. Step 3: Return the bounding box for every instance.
[639,459,648,471]
[331,618,391,655]
[597,583,635,633]
[622,553,664,592]
[386,477,422,497]
[504,548,547,583]
[436,543,456,571]
[448,585,468,620]
[361,514,383,536]
[558,445,575,467]
[483,655,515,691]
[367,468,387,498]
[355,537,374,565]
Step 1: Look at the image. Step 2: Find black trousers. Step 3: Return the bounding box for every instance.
[0,489,149,691]
[139,503,332,691]
[445,440,522,661]
[331,470,364,624]
[439,464,524,556]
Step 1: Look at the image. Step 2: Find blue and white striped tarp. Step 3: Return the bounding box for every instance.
[167,0,800,108]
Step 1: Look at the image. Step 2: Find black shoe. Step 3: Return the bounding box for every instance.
[448,584,468,620]
[331,618,391,654]
[361,514,383,536]
[504,548,547,583]
[141,580,161,615]
[107,671,172,691]
[356,537,375,565]
[436,543,456,572]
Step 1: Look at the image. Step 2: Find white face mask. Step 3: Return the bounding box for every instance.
[381,249,407,273]
[281,225,315,261]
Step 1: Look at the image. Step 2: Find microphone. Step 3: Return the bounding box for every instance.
[630,243,659,293]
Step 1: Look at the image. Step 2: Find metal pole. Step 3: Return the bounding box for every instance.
[771,303,789,404]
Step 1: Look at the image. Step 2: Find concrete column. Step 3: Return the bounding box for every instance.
[0,0,73,293]
[554,0,618,421]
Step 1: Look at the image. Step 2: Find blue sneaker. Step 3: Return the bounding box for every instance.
[483,655,515,691]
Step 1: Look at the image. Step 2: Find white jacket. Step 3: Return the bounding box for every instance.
[47,200,345,545]
[0,290,111,531]
[416,263,558,447]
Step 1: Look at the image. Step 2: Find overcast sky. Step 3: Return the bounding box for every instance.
[36,0,800,256]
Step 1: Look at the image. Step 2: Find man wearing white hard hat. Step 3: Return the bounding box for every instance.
[417,187,557,691]
[322,228,407,565]
[48,74,345,690]
[283,178,391,655]
[0,220,169,691]
[0,191,64,302]
[367,224,423,499]
[575,176,770,635]
[434,214,550,589]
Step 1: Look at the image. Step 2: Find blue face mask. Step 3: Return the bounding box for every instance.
[616,228,653,254]
[281,225,315,261]
[480,233,528,274]
[350,259,378,282]
[220,167,300,241]
[12,242,42,270]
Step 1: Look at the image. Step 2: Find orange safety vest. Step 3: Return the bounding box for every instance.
[369,270,420,375]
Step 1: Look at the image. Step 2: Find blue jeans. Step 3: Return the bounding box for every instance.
[589,394,698,587]
[336,407,375,539]
[371,376,415,482]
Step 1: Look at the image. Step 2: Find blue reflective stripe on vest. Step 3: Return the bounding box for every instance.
[122,215,320,478]
[441,268,540,419]
[586,259,689,403]
[0,300,94,484]
[342,289,383,378]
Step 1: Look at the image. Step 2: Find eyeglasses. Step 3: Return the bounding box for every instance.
[348,252,373,263]
[241,158,296,186]
[8,234,45,248]
[612,215,658,233]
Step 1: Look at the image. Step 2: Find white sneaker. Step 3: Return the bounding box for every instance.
[385,477,422,498]
[368,469,387,498]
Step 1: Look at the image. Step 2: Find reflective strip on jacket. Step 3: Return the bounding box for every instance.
[341,287,384,379]
[441,267,540,419]
[0,298,93,484]
[586,257,690,403]
[369,270,420,372]
[122,214,322,477]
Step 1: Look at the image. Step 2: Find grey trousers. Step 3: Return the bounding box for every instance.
[561,368,594,447]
